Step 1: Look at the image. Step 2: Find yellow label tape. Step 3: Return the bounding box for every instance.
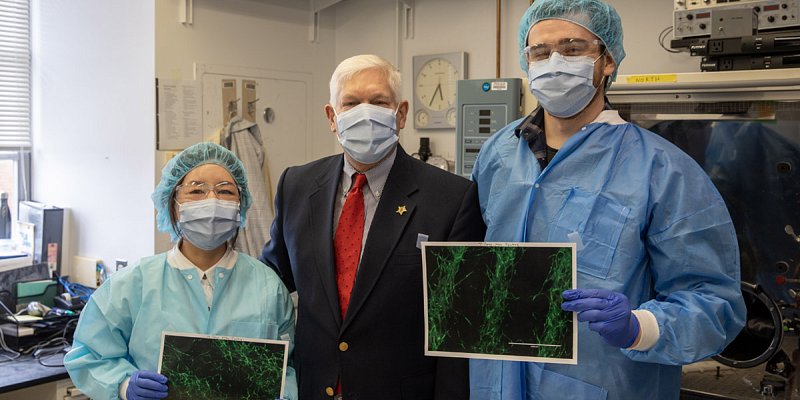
[625,74,678,84]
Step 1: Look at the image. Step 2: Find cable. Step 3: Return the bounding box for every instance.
[23,335,64,354]
[0,289,78,365]
[0,305,20,361]
[0,290,14,316]
[29,323,74,366]
[30,336,70,368]
[30,318,77,367]
[21,316,77,355]
[36,350,66,367]
[62,317,78,340]
[0,294,18,323]
[0,289,22,361]
[0,326,20,363]
[659,25,683,54]
[58,276,94,302]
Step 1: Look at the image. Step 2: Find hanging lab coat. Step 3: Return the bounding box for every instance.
[222,117,274,258]
[469,110,746,400]
[64,251,296,400]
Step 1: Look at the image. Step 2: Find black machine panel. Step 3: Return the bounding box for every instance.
[671,31,800,56]
[701,53,800,70]
[616,103,800,399]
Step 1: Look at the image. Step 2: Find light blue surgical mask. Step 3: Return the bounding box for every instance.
[177,198,240,250]
[335,103,399,164]
[527,52,604,118]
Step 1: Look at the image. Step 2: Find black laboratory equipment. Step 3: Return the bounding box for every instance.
[412,137,432,162]
[670,0,800,72]
[609,70,800,399]
[0,263,78,353]
[18,201,63,277]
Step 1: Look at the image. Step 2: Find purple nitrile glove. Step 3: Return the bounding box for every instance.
[126,370,169,400]
[561,288,640,348]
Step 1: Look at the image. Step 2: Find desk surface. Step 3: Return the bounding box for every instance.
[0,353,68,393]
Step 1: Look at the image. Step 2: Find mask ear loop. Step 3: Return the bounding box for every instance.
[170,187,184,240]
[593,48,615,107]
[589,47,613,92]
[591,47,608,64]
[581,47,610,109]
[593,47,615,90]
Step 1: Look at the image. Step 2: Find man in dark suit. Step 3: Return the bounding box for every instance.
[260,54,485,399]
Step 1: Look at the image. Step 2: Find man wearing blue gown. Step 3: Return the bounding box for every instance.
[469,0,746,399]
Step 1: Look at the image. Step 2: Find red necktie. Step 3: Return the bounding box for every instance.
[334,173,367,318]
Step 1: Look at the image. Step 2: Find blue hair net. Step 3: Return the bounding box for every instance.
[152,142,252,242]
[518,0,626,83]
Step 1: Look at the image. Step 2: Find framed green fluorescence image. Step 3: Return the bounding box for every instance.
[422,242,577,364]
[158,332,289,400]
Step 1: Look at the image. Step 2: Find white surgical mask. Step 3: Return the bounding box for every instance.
[527,52,604,118]
[335,103,399,164]
[177,198,240,250]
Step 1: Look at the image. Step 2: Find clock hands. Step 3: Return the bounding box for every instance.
[430,83,443,107]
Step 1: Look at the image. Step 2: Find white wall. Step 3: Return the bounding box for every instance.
[155,0,336,147]
[333,0,696,162]
[610,0,696,75]
[154,0,337,252]
[31,1,156,275]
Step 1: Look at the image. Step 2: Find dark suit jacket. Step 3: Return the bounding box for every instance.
[261,146,486,400]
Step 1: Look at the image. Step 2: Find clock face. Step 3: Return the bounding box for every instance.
[415,110,430,128]
[415,58,459,112]
[412,52,466,130]
[446,108,457,127]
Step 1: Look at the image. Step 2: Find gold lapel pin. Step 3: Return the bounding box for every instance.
[396,205,407,216]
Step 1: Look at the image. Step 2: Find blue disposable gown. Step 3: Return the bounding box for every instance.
[64,251,297,400]
[469,111,746,400]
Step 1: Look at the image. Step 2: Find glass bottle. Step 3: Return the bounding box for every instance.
[0,192,10,239]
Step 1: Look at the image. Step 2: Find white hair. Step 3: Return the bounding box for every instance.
[329,54,402,106]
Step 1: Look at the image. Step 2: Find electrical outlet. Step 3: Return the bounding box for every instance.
[115,258,128,272]
[719,58,735,70]
[708,39,724,54]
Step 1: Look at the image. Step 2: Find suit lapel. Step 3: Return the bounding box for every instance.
[342,148,417,331]
[310,156,345,326]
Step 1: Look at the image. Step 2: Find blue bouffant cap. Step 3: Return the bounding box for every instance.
[152,142,251,242]
[518,0,626,83]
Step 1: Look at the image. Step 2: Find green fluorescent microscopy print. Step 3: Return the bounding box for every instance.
[159,333,287,400]
[423,242,575,363]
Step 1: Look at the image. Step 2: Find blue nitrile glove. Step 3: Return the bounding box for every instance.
[561,288,640,348]
[126,370,169,400]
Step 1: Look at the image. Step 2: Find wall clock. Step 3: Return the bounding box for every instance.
[412,52,466,129]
